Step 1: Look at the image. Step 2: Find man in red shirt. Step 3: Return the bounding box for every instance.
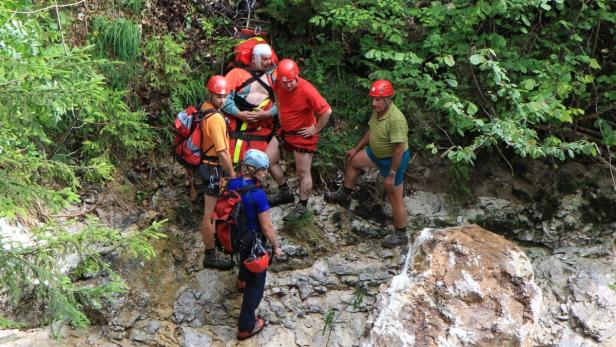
[266,59,333,220]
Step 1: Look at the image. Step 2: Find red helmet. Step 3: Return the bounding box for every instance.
[277,59,299,82]
[369,79,394,97]
[207,75,229,94]
[243,252,270,273]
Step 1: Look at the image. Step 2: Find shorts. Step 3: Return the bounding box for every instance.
[198,164,224,197]
[365,146,411,186]
[276,130,317,153]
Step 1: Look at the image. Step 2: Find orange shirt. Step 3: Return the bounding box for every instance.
[199,102,229,157]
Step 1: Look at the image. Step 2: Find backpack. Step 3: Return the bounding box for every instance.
[213,184,260,254]
[173,106,216,167]
[225,36,279,73]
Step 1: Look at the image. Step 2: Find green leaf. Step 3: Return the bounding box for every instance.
[520,79,536,91]
[443,55,455,67]
[469,54,483,65]
[466,102,479,115]
[446,79,458,88]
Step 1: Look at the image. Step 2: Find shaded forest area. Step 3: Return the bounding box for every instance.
[0,0,614,333]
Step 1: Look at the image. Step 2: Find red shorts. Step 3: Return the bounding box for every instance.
[276,129,317,153]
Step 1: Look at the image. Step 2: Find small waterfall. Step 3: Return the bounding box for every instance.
[362,228,434,347]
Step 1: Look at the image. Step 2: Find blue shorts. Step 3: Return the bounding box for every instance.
[365,146,411,186]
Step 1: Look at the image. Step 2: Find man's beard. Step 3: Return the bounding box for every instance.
[252,58,269,71]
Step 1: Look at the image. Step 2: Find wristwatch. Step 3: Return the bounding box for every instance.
[389,170,397,177]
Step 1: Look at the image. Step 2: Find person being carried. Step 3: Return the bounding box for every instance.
[325,80,411,248]
[223,43,277,167]
[227,149,282,341]
[266,59,333,221]
[199,75,237,270]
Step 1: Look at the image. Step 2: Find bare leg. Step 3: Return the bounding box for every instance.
[386,183,407,229]
[343,149,376,188]
[201,194,218,249]
[266,137,284,185]
[294,151,314,201]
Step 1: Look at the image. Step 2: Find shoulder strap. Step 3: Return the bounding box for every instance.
[237,70,275,100]
[197,108,219,156]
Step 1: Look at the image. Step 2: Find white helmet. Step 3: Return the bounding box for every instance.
[243,149,269,170]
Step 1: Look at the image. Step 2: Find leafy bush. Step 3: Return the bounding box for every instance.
[265,0,615,174]
[0,219,166,333]
[0,2,161,335]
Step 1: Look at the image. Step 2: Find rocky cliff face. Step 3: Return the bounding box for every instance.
[2,157,616,347]
[365,225,541,347]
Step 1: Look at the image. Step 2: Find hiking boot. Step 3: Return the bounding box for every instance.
[203,250,234,270]
[324,187,351,207]
[381,230,408,248]
[268,188,294,207]
[237,317,265,340]
[283,204,307,221]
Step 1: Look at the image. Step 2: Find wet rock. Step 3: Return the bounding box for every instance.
[365,226,542,347]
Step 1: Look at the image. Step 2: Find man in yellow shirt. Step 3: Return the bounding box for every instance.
[199,75,236,270]
[325,80,411,248]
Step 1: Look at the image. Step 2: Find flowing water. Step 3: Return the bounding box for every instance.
[363,228,434,347]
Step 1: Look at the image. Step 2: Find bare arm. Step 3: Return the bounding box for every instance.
[258,211,281,256]
[384,142,405,189]
[298,108,333,138]
[315,108,332,133]
[389,142,405,174]
[216,149,236,177]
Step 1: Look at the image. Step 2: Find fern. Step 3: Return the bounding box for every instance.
[92,17,141,61]
[120,0,145,14]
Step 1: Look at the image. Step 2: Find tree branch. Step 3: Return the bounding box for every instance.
[11,0,86,15]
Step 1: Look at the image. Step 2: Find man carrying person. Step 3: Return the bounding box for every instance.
[325,80,411,248]
[223,43,277,167]
[199,75,237,270]
[266,59,333,221]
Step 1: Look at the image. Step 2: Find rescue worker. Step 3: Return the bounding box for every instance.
[223,43,277,167]
[226,149,282,340]
[266,59,333,221]
[199,75,237,270]
[325,80,411,248]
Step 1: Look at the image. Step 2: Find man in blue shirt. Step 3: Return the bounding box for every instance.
[227,149,282,340]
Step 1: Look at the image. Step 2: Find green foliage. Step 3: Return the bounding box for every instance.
[283,207,314,227]
[266,0,616,174]
[0,317,26,329]
[92,16,141,61]
[322,285,366,346]
[120,0,145,14]
[0,218,166,332]
[0,2,154,218]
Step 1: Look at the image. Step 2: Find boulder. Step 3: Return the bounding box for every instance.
[364,225,542,347]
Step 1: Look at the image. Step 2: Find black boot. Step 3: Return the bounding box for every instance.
[203,248,234,270]
[283,203,308,221]
[381,229,408,248]
[324,186,351,206]
[268,187,294,207]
